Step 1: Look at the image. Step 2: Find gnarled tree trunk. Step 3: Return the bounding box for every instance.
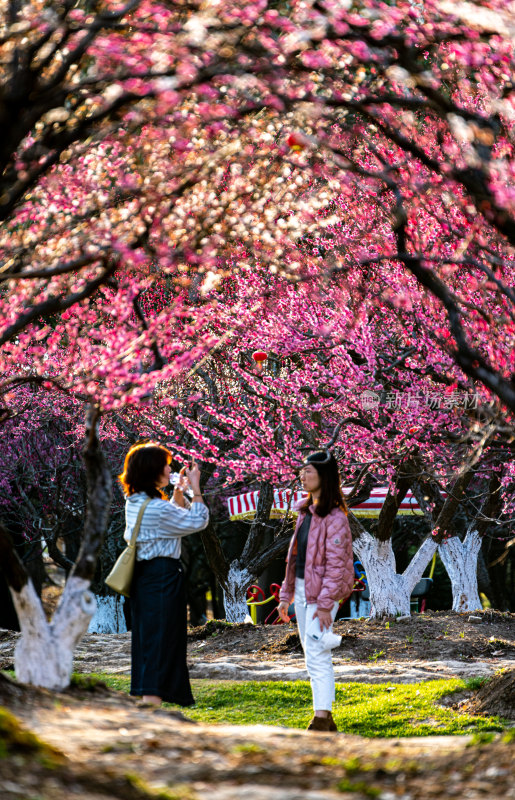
[11,572,97,688]
[347,463,437,619]
[1,405,112,689]
[223,562,253,622]
[88,594,127,633]
[438,528,482,612]
[353,529,437,618]
[201,480,291,622]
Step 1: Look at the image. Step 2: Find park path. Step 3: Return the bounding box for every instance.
[14,691,482,800]
[2,631,511,683]
[2,631,514,684]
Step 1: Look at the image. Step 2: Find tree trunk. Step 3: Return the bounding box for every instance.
[240,481,274,564]
[202,482,277,622]
[199,520,230,593]
[2,405,112,690]
[88,594,127,633]
[12,573,96,688]
[0,570,19,630]
[222,562,253,622]
[353,530,437,618]
[438,528,482,612]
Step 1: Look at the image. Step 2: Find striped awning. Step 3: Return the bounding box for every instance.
[227,487,424,521]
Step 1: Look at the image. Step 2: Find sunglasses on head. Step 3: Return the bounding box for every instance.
[302,449,333,466]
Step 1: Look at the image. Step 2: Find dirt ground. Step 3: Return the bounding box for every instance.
[0,668,514,800]
[1,610,514,800]
[2,608,514,684]
[190,608,515,664]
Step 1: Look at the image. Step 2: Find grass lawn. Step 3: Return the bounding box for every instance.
[82,674,507,737]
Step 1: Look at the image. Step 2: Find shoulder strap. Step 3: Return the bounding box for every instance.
[129,497,152,547]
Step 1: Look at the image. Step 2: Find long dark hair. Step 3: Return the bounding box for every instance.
[118,443,172,499]
[299,450,348,518]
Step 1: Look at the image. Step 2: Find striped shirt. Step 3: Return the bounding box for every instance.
[123,492,209,561]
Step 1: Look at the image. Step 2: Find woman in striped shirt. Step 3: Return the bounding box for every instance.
[119,443,209,706]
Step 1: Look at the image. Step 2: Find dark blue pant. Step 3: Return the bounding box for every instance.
[130,557,194,706]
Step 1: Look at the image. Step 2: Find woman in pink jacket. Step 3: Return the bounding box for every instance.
[277,450,354,732]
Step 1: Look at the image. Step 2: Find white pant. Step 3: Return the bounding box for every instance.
[295,577,339,711]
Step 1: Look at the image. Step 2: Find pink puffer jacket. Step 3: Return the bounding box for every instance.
[279,502,354,611]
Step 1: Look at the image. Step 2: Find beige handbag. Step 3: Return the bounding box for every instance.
[105,498,151,597]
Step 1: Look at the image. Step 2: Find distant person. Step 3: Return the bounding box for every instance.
[119,443,209,707]
[277,450,354,732]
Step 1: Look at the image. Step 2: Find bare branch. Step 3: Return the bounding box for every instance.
[240,480,274,565]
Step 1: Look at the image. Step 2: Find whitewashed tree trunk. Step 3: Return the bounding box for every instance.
[438,528,482,612]
[223,562,253,622]
[353,531,437,618]
[88,594,127,633]
[12,575,96,689]
[1,404,111,691]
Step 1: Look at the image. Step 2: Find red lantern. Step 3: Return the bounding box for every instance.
[252,350,268,372]
[286,132,308,151]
